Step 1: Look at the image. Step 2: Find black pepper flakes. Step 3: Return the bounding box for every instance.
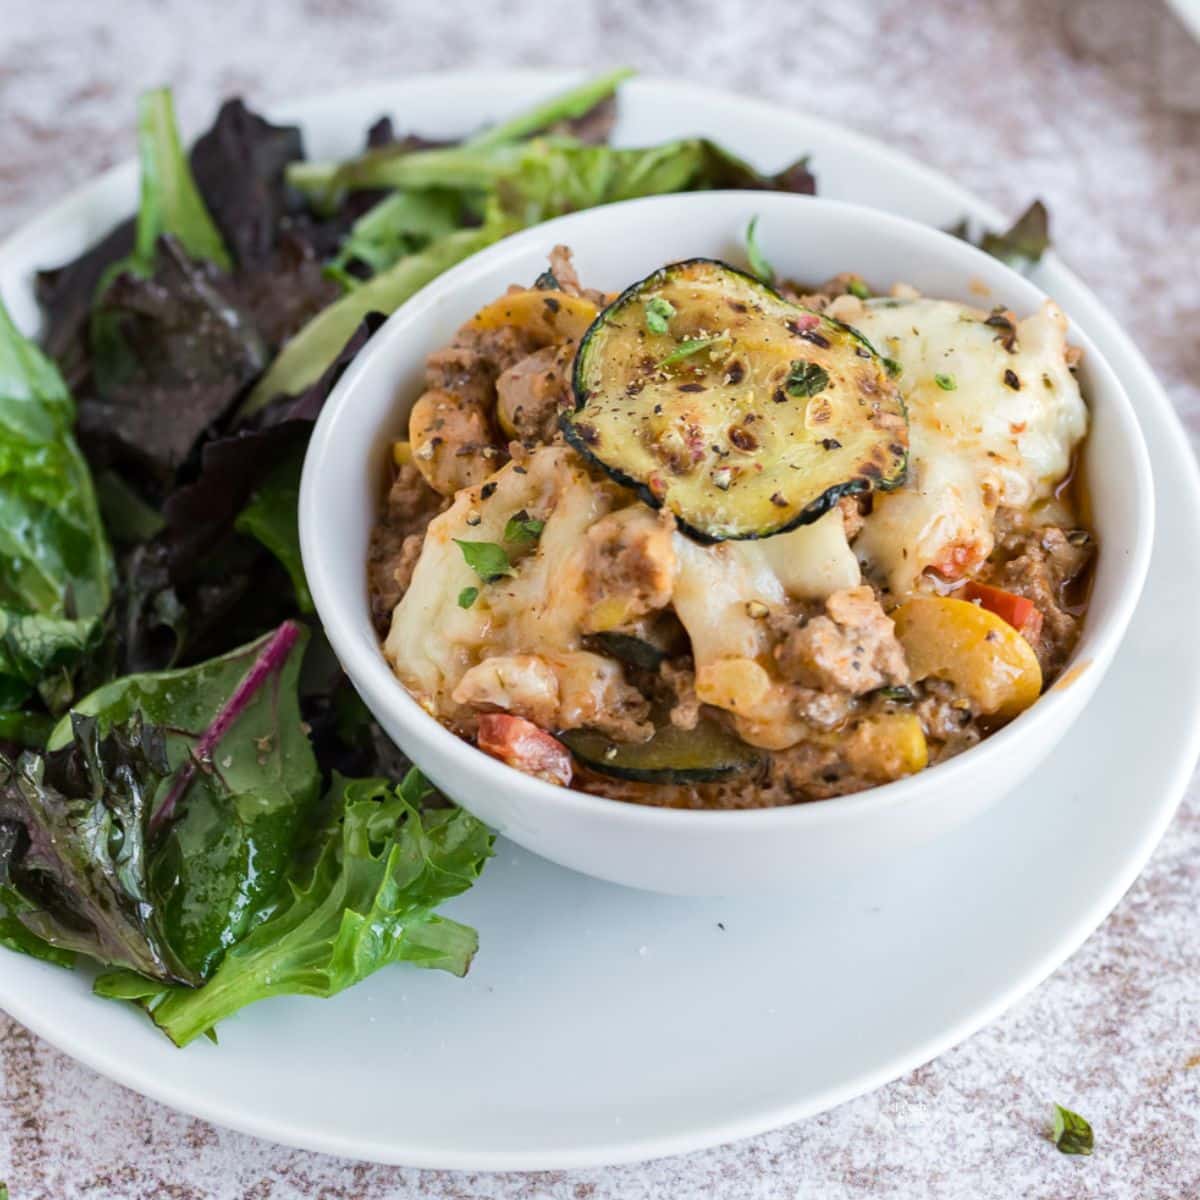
[480,482,497,500]
[822,437,842,450]
[1004,368,1021,390]
[770,491,788,507]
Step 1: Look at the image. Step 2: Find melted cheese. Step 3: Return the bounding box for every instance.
[849,297,1087,596]
[385,446,618,721]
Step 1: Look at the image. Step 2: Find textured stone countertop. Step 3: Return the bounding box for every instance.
[2,0,1199,1196]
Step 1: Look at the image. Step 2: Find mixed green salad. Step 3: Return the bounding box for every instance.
[0,71,825,1045]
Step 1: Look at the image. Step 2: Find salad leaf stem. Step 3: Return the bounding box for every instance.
[468,67,634,149]
[150,619,302,835]
[133,88,232,272]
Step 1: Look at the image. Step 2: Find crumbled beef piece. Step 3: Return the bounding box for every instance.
[914,677,979,751]
[660,659,701,731]
[583,506,677,628]
[366,462,447,633]
[775,586,909,695]
[495,343,574,443]
[989,516,1094,678]
[547,245,607,306]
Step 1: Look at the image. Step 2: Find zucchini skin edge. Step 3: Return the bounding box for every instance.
[561,256,908,545]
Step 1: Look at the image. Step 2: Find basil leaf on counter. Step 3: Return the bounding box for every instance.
[1052,1104,1094,1156]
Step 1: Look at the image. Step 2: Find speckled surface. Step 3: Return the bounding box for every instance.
[1,0,1199,1195]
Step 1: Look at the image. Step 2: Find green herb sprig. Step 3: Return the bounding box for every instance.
[645,296,676,335]
[786,360,830,398]
[454,540,514,583]
[658,335,726,369]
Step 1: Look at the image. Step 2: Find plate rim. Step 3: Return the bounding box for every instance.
[1,68,1198,1170]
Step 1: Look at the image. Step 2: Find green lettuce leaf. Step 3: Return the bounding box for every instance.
[327,188,468,284]
[290,68,633,205]
[0,298,113,709]
[239,223,506,415]
[131,87,232,275]
[96,769,493,1046]
[51,621,320,979]
[233,446,312,613]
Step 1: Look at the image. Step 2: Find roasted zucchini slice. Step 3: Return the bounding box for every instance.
[562,258,908,542]
[584,614,688,672]
[561,713,763,783]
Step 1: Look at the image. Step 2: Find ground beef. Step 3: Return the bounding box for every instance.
[547,244,607,306]
[495,343,574,443]
[582,506,677,627]
[424,324,540,401]
[839,494,866,540]
[366,462,446,634]
[915,678,982,761]
[660,659,701,731]
[775,586,909,695]
[988,514,1094,678]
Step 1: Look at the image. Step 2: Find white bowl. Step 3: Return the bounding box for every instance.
[300,192,1153,895]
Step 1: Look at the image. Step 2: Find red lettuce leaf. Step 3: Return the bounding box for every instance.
[80,235,268,484]
[0,712,197,983]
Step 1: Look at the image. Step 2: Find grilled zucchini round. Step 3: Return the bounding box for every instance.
[561,713,763,784]
[562,258,908,542]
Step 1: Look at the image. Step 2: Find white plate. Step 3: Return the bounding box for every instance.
[1,71,1197,1171]
[1167,0,1200,40]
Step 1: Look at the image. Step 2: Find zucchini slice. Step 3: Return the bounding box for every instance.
[584,615,688,672]
[561,713,763,784]
[563,258,908,542]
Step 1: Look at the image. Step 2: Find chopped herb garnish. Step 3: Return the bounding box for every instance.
[453,539,514,582]
[785,360,830,398]
[882,357,903,378]
[457,586,479,609]
[503,510,546,545]
[745,215,775,285]
[644,296,676,335]
[846,279,871,300]
[1051,1104,1094,1156]
[934,373,957,391]
[658,335,726,369]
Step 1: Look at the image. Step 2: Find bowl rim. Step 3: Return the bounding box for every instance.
[300,189,1155,830]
